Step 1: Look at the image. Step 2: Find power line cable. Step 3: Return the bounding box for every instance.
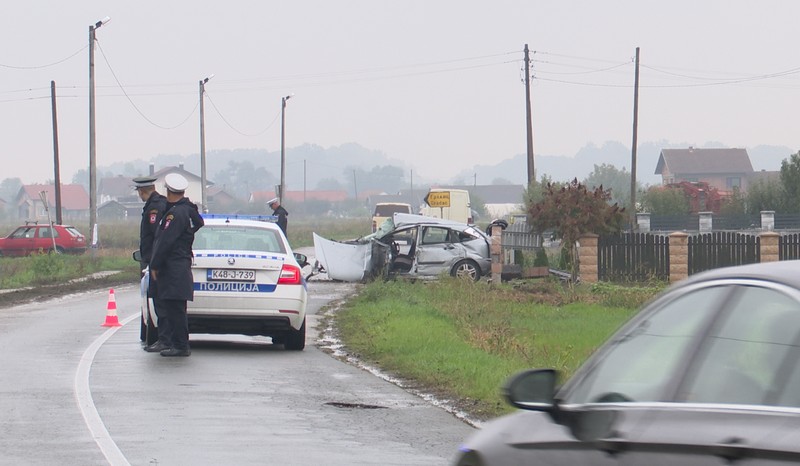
[204,91,281,137]
[96,41,197,130]
[0,45,87,69]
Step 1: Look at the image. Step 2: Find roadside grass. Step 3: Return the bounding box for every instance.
[334,277,664,420]
[289,217,371,248]
[0,249,139,289]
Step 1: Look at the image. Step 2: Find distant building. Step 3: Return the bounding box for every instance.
[655,148,755,195]
[16,184,89,221]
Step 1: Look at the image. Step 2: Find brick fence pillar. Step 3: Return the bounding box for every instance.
[669,231,689,282]
[760,231,780,263]
[578,233,598,283]
[491,225,503,282]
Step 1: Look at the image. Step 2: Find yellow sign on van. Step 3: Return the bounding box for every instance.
[427,191,451,207]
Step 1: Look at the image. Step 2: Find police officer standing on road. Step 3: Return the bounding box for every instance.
[268,197,288,236]
[132,176,173,353]
[149,173,204,357]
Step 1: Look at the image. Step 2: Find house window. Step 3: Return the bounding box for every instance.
[727,177,741,189]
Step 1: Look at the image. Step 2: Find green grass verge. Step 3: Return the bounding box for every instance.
[335,278,662,419]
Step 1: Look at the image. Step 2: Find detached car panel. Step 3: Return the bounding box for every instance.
[313,213,490,282]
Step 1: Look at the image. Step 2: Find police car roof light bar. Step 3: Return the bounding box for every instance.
[200,213,278,223]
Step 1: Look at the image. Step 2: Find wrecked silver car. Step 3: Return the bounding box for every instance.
[313,213,491,282]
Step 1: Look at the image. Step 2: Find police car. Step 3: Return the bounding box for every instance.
[138,214,309,350]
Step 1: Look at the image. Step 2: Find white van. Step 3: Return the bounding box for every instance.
[419,189,473,224]
[372,202,413,232]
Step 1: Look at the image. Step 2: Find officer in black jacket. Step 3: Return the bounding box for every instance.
[149,173,204,357]
[268,197,288,236]
[132,176,173,353]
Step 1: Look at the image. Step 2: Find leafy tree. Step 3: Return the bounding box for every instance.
[345,165,405,194]
[316,177,344,191]
[528,178,625,278]
[213,160,274,198]
[780,152,800,213]
[640,186,691,215]
[745,177,784,214]
[720,187,746,216]
[583,163,640,209]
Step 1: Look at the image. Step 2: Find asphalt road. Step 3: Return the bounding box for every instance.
[0,275,476,465]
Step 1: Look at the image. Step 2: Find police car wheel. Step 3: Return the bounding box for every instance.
[284,318,306,351]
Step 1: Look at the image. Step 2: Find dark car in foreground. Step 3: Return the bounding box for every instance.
[455,260,800,465]
[0,223,86,256]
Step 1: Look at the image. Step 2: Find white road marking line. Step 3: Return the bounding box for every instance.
[74,313,138,466]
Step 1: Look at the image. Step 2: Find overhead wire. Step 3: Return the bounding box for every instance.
[204,91,281,137]
[0,45,87,70]
[96,40,197,130]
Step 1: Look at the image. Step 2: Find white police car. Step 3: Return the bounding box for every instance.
[137,214,309,350]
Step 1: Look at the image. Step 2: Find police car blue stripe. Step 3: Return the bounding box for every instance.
[194,253,285,260]
[194,282,278,292]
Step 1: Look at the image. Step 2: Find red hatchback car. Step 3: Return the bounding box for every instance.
[0,223,87,257]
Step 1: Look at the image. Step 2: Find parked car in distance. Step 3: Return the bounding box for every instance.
[0,223,86,257]
[372,202,412,232]
[135,214,309,350]
[313,213,491,282]
[454,260,800,465]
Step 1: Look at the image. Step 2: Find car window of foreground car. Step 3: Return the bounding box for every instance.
[193,225,286,254]
[564,281,800,408]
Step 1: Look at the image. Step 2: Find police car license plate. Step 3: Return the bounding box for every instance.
[208,269,256,282]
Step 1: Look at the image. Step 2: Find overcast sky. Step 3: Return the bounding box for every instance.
[3,1,800,184]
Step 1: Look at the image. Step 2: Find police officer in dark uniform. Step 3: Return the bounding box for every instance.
[268,197,288,236]
[149,173,204,357]
[132,176,173,353]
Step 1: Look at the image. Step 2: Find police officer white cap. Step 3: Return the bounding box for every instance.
[267,197,279,206]
[164,173,189,193]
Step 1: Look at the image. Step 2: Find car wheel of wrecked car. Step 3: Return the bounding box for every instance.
[452,259,480,281]
[284,318,306,351]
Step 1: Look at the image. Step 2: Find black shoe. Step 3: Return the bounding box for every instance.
[160,348,191,357]
[144,342,170,353]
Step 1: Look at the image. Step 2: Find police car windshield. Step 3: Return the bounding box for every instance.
[194,226,286,254]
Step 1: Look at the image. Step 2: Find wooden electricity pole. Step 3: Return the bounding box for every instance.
[630,47,640,230]
[524,44,535,187]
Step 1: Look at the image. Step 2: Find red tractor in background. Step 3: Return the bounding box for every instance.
[665,181,725,213]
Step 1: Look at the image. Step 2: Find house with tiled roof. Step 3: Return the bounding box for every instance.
[99,175,139,204]
[16,184,89,221]
[654,148,755,194]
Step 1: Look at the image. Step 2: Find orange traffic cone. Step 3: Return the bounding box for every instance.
[101,288,122,327]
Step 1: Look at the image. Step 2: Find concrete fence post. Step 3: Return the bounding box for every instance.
[669,231,689,282]
[578,233,599,283]
[761,211,775,231]
[491,225,503,282]
[760,231,780,263]
[636,212,651,233]
[698,212,713,232]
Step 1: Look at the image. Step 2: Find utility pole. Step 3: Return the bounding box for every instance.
[280,94,293,201]
[88,17,109,250]
[524,44,535,187]
[50,81,63,225]
[630,47,640,229]
[199,75,213,213]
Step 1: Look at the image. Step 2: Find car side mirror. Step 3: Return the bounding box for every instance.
[294,252,309,268]
[132,250,142,262]
[502,369,558,411]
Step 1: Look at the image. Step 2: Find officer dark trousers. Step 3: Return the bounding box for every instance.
[159,298,190,350]
[152,297,174,346]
